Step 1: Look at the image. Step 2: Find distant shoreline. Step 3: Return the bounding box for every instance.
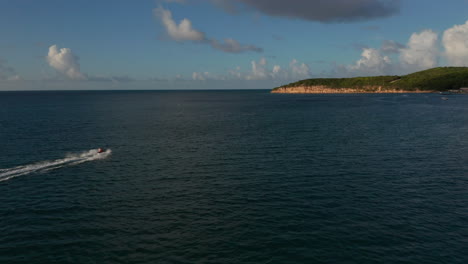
[271,86,434,94]
[271,67,468,94]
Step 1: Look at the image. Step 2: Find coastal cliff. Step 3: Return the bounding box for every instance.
[271,67,468,94]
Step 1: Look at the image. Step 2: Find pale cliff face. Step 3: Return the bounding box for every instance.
[271,85,433,94]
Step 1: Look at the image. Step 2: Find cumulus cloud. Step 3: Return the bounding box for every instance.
[443,20,468,66]
[153,6,205,41]
[346,48,392,76]
[213,0,400,23]
[247,58,270,80]
[190,58,311,81]
[334,29,442,77]
[192,72,207,80]
[46,45,87,80]
[182,19,468,81]
[400,30,439,71]
[154,6,262,53]
[272,65,281,74]
[246,58,311,80]
[289,59,312,79]
[228,58,308,80]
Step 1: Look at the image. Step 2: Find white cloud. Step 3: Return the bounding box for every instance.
[153,6,205,42]
[337,48,393,77]
[400,29,439,71]
[242,58,310,80]
[46,45,87,80]
[246,57,283,80]
[272,65,281,74]
[247,57,268,80]
[189,58,308,81]
[333,29,443,77]
[192,72,206,81]
[337,30,441,77]
[153,6,262,53]
[443,20,468,66]
[290,59,312,79]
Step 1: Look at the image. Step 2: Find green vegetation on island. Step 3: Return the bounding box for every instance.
[273,67,468,92]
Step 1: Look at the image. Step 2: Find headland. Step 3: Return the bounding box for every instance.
[272,67,468,94]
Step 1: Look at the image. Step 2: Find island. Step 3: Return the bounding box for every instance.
[271,67,468,94]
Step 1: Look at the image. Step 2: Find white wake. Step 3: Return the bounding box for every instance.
[0,149,111,182]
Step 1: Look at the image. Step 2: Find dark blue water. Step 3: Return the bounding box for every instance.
[1,91,467,263]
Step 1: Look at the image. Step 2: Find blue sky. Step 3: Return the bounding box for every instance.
[1,0,468,90]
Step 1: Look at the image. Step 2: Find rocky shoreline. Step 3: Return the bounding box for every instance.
[271,85,434,94]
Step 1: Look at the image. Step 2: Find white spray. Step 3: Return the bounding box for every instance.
[0,149,111,182]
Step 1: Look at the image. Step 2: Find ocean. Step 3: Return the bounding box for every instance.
[1,90,467,263]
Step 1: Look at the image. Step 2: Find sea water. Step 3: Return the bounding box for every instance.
[1,91,467,263]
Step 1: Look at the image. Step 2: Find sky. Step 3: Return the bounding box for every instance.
[1,0,468,90]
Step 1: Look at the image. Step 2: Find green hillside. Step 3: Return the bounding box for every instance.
[274,67,468,92]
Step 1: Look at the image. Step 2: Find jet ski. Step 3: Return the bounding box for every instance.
[97,148,105,153]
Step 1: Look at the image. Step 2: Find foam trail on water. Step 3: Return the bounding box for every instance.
[0,149,111,182]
